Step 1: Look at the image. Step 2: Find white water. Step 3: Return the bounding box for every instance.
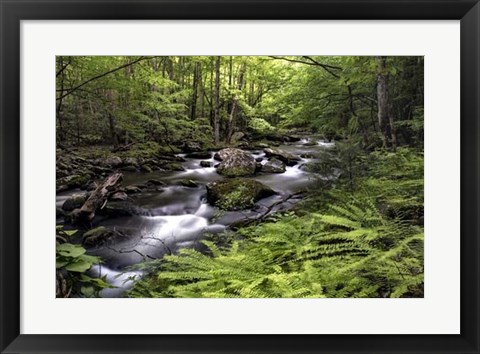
[89,264,142,298]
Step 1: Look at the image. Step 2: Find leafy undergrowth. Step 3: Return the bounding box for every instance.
[127,147,424,298]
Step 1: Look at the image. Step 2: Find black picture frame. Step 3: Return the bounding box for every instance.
[1,0,479,353]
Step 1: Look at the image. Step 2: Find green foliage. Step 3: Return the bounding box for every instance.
[56,226,114,297]
[216,184,254,210]
[128,199,423,298]
[248,117,275,135]
[57,56,423,149]
[306,136,369,191]
[56,55,424,298]
[128,148,423,298]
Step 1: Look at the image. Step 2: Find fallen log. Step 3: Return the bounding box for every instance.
[73,172,123,225]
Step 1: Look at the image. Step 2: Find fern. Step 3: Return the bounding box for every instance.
[127,148,424,298]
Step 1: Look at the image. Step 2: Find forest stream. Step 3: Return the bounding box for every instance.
[56,138,333,297]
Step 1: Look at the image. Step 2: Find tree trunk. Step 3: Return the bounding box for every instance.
[56,57,66,143]
[227,62,246,143]
[105,89,119,147]
[190,61,200,120]
[213,56,221,144]
[376,56,391,149]
[199,64,205,118]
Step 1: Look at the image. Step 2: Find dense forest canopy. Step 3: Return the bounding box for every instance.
[56,56,423,149]
[56,56,424,299]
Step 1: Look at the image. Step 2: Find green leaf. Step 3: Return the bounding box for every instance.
[81,286,95,297]
[64,230,78,237]
[56,260,68,268]
[65,260,91,272]
[57,243,86,258]
[80,254,102,264]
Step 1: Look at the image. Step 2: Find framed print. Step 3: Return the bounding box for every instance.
[1,0,479,353]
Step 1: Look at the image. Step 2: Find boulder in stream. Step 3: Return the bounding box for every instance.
[62,193,88,211]
[147,179,165,186]
[99,156,123,168]
[180,179,198,188]
[264,148,301,166]
[159,162,185,171]
[121,165,138,172]
[214,148,256,177]
[206,178,275,211]
[200,160,211,168]
[140,164,153,173]
[57,174,91,190]
[261,158,286,174]
[123,157,138,166]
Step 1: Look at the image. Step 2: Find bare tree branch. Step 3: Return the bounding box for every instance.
[268,56,342,78]
[56,56,158,101]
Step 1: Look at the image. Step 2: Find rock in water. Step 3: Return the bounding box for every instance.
[124,185,142,194]
[264,148,301,166]
[100,156,123,168]
[121,165,137,172]
[56,174,91,190]
[180,179,198,188]
[200,160,211,168]
[262,158,286,174]
[123,157,138,166]
[110,191,128,201]
[159,162,185,171]
[206,178,275,211]
[62,193,88,211]
[147,179,165,186]
[82,226,113,247]
[185,151,212,159]
[214,148,256,177]
[140,164,153,173]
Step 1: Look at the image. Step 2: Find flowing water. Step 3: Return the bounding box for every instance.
[57,138,332,297]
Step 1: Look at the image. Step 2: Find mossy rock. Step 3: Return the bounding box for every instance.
[206,178,275,211]
[147,179,165,186]
[214,148,256,177]
[56,174,90,189]
[264,148,301,166]
[82,226,113,247]
[124,185,142,194]
[62,193,88,211]
[140,164,153,173]
[121,165,138,172]
[261,158,286,174]
[160,162,185,171]
[180,179,198,188]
